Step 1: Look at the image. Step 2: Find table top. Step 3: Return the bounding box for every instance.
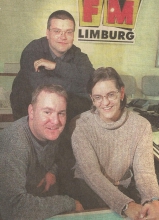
[46,209,130,220]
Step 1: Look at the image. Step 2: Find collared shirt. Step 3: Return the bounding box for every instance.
[49,47,65,61]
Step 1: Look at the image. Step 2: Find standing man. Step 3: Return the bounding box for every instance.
[0,84,83,220]
[10,10,94,121]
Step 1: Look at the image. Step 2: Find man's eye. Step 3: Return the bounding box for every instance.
[44,111,50,114]
[67,30,73,34]
[59,112,66,117]
[54,30,60,33]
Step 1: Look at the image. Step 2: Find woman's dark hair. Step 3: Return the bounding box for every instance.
[87,67,127,110]
[47,10,75,30]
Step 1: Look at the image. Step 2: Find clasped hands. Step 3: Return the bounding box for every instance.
[37,172,84,212]
[125,201,159,220]
[34,59,56,72]
[37,171,56,193]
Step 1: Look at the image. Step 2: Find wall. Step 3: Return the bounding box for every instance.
[0,0,159,97]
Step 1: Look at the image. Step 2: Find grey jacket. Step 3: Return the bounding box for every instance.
[0,117,75,220]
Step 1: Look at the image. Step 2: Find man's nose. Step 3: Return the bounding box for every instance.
[60,31,67,39]
[50,114,60,124]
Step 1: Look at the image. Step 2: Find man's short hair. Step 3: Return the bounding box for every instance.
[47,10,75,30]
[31,84,68,106]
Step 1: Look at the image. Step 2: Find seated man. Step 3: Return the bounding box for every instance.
[10,10,94,122]
[0,84,83,220]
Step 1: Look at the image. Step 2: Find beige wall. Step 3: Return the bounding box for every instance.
[0,0,159,95]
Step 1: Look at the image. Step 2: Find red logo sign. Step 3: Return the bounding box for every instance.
[78,0,142,43]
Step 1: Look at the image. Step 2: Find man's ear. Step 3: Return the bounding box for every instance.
[28,104,34,120]
[46,29,49,40]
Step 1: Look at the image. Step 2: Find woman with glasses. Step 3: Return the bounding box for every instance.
[71,67,159,219]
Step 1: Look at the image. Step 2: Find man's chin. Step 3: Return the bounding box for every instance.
[45,131,61,140]
[47,135,60,141]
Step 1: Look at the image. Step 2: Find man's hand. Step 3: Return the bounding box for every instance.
[75,200,84,212]
[139,200,159,220]
[124,202,142,220]
[34,59,56,72]
[37,172,56,192]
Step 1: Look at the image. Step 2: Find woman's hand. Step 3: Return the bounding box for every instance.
[124,201,142,220]
[139,200,159,220]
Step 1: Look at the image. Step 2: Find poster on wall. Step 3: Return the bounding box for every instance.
[78,0,142,44]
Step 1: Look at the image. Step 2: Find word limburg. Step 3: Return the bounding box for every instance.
[78,27,135,43]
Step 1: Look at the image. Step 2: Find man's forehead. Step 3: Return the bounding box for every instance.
[50,18,74,26]
[36,91,63,103]
[41,106,66,111]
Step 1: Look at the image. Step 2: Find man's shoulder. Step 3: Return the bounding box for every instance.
[28,36,47,44]
[24,37,48,50]
[69,44,84,55]
[0,117,28,138]
[0,117,33,166]
[66,45,89,62]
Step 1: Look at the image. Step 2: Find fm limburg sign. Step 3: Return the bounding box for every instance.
[78,0,142,44]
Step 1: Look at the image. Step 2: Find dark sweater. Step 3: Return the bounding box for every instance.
[10,37,94,120]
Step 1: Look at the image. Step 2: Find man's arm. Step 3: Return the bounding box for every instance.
[20,38,51,73]
[23,43,94,95]
[34,58,56,72]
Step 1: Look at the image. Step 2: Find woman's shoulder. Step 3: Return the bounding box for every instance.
[69,110,95,132]
[128,109,151,127]
[73,110,94,123]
